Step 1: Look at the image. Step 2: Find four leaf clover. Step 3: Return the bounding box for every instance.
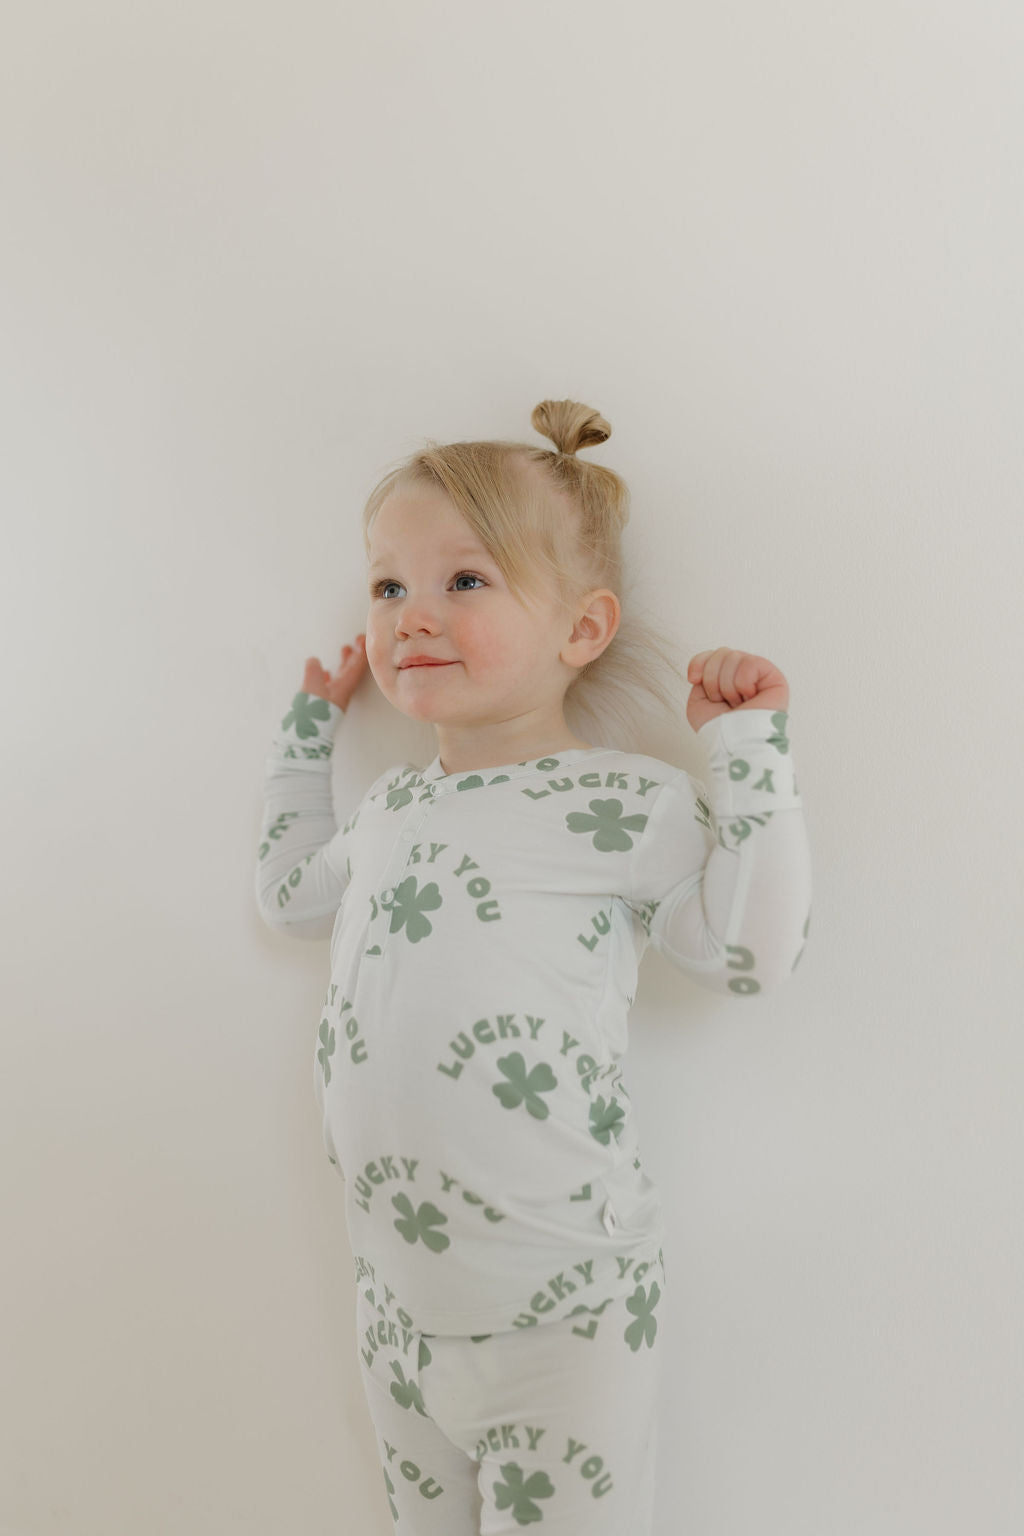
[624,1280,661,1352]
[492,1462,555,1526]
[281,692,331,740]
[388,1360,427,1415]
[493,1053,558,1119]
[767,711,791,753]
[381,876,443,943]
[316,1018,336,1085]
[589,1094,625,1145]
[392,1193,450,1252]
[565,798,648,852]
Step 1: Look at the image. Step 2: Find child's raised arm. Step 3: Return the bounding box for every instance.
[254,636,370,940]
[628,648,812,996]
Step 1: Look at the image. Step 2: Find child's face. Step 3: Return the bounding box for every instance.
[364,490,577,734]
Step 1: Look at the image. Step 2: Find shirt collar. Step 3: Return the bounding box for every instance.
[420,746,608,787]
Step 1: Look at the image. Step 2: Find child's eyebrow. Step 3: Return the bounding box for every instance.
[367,545,491,573]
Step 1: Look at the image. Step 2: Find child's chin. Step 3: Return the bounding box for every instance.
[391,696,457,725]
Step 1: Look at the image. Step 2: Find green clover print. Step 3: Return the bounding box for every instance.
[493,1053,558,1120]
[589,1094,625,1145]
[281,692,332,739]
[766,710,791,753]
[381,876,442,943]
[386,786,414,811]
[624,1280,661,1352]
[456,774,510,791]
[493,1462,555,1526]
[317,1019,336,1085]
[388,1360,427,1416]
[392,1193,450,1253]
[566,798,648,852]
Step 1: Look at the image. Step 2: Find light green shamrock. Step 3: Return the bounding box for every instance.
[589,1094,625,1145]
[624,1280,661,1352]
[388,1360,427,1415]
[381,876,442,943]
[386,786,414,811]
[281,692,332,740]
[767,711,790,753]
[317,1018,336,1085]
[392,1193,450,1252]
[493,1053,557,1120]
[492,1462,555,1526]
[565,798,648,852]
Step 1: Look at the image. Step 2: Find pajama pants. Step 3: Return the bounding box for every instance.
[354,1255,666,1535]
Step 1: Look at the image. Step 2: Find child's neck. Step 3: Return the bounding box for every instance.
[435,714,592,775]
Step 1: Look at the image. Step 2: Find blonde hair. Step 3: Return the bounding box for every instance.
[361,398,684,745]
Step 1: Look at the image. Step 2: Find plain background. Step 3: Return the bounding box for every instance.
[2,3,1022,1533]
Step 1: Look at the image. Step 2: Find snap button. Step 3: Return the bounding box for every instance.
[601,1200,618,1236]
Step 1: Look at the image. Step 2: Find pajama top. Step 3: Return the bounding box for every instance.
[255,694,812,1335]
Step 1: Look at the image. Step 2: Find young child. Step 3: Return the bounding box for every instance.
[255,399,812,1536]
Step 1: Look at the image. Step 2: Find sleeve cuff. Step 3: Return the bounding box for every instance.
[696,708,803,815]
[268,692,345,765]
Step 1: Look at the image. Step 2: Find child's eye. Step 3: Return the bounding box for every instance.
[451,572,485,591]
[373,580,405,600]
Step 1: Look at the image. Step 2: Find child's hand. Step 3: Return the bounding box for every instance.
[686,648,790,733]
[302,635,370,713]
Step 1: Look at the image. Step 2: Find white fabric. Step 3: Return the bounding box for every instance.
[354,1259,665,1534]
[255,695,812,1334]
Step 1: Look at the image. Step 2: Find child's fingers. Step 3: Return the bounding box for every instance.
[688,648,730,699]
[339,636,369,674]
[733,653,766,700]
[703,651,732,703]
[302,656,331,698]
[689,648,755,705]
[722,651,766,705]
[301,638,368,707]
[686,648,788,728]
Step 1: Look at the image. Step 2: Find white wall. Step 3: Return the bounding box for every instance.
[3,3,1021,1532]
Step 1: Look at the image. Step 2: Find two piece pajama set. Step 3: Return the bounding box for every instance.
[256,692,811,1532]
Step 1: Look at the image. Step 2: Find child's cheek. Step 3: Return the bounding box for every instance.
[364,627,390,690]
[457,614,509,675]
[464,626,506,675]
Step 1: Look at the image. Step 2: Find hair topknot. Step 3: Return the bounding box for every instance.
[531,399,612,458]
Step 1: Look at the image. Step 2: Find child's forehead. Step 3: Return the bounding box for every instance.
[367,496,491,564]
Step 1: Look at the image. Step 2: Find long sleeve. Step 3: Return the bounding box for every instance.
[254,691,352,940]
[629,709,812,996]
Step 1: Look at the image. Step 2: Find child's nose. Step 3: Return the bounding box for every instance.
[394,596,441,638]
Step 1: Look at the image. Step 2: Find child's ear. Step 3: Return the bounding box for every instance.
[563,590,621,667]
